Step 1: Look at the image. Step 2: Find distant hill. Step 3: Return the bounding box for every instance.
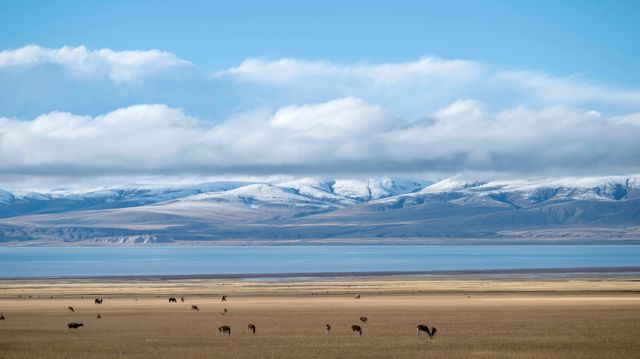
[1,176,639,244]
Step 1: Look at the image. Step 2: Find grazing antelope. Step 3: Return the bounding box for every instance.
[359,316,368,325]
[180,297,185,302]
[67,322,84,329]
[247,324,256,335]
[221,295,227,302]
[417,324,430,336]
[67,306,75,312]
[169,297,177,303]
[351,325,363,336]
[0,313,5,320]
[417,324,437,339]
[96,313,102,319]
[218,325,231,336]
[325,324,331,335]
[94,298,103,304]
[191,305,199,312]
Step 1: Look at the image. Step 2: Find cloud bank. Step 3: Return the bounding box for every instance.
[2,46,640,183]
[216,57,640,110]
[1,98,639,178]
[0,45,190,83]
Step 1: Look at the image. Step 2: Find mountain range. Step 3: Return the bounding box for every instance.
[1,176,639,245]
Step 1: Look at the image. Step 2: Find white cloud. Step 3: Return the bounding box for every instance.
[611,112,640,125]
[0,45,190,83]
[1,99,639,178]
[491,70,640,107]
[215,56,481,86]
[215,57,640,111]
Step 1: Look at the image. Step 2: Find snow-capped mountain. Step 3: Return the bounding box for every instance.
[0,175,639,244]
[372,175,640,210]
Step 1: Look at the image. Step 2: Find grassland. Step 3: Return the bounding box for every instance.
[0,277,639,358]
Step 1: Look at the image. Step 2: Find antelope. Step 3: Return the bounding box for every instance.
[67,306,75,312]
[221,296,227,302]
[0,313,5,320]
[94,298,103,304]
[417,324,430,335]
[359,316,368,325]
[191,305,199,312]
[218,325,231,336]
[180,297,185,302]
[355,294,361,299]
[168,297,177,303]
[247,324,256,335]
[417,324,437,339]
[67,323,83,329]
[351,325,363,336]
[96,313,102,319]
[325,324,331,335]
[222,308,228,316]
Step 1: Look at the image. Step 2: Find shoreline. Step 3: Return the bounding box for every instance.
[1,266,640,281]
[2,238,640,246]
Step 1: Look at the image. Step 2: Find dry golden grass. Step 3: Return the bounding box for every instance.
[0,278,639,358]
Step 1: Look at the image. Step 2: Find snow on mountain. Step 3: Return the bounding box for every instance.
[342,175,640,219]
[0,190,14,205]
[174,183,342,212]
[1,175,639,244]
[331,178,427,201]
[380,175,640,207]
[2,175,638,218]
[0,181,251,218]
[274,178,352,204]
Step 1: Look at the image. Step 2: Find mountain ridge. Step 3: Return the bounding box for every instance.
[1,175,639,244]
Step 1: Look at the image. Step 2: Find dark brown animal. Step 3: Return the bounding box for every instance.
[191,305,199,312]
[0,313,5,320]
[325,324,331,335]
[94,298,103,304]
[67,306,75,312]
[221,295,227,302]
[168,297,177,303]
[417,324,430,335]
[222,308,228,315]
[180,297,185,302]
[247,324,256,335]
[417,324,437,338]
[96,313,102,319]
[359,316,368,325]
[351,325,362,336]
[218,325,231,336]
[355,294,361,299]
[67,322,83,329]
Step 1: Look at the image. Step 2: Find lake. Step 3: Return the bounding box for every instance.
[1,245,639,278]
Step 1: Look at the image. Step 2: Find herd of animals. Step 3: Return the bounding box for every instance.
[0,294,438,342]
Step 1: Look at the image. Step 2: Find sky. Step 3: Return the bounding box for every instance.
[0,0,639,189]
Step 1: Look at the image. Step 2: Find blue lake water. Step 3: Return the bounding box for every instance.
[0,245,639,278]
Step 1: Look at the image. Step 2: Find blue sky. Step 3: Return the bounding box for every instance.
[3,1,638,84]
[0,1,639,187]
